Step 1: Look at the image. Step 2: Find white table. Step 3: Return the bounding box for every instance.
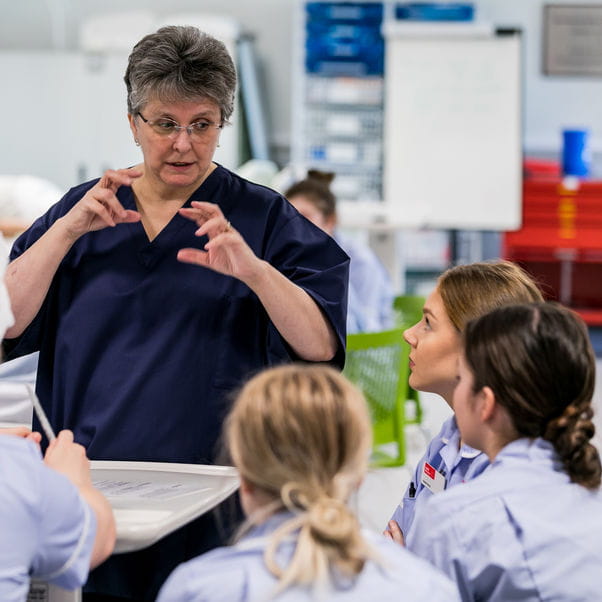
[29,461,239,601]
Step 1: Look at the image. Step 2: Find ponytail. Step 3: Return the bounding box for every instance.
[226,365,375,593]
[264,482,368,593]
[544,402,601,489]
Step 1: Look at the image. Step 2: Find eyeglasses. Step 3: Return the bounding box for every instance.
[137,112,222,141]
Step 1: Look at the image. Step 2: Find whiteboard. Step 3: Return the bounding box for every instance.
[383,23,522,230]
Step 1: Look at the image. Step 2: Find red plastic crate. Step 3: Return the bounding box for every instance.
[503,178,602,325]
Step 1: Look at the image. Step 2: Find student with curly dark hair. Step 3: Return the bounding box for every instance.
[409,302,602,601]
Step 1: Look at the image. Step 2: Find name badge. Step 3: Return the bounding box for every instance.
[420,461,446,493]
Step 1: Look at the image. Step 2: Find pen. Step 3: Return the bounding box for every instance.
[26,384,56,443]
[409,481,416,498]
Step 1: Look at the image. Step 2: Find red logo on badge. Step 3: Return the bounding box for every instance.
[423,462,436,479]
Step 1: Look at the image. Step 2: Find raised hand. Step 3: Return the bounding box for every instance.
[61,167,142,241]
[177,201,261,282]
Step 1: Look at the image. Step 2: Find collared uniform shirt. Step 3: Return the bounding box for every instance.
[408,437,602,601]
[157,512,460,602]
[390,415,489,538]
[0,435,96,601]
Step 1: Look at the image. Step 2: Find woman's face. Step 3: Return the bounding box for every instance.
[288,195,335,235]
[403,288,462,405]
[128,98,222,193]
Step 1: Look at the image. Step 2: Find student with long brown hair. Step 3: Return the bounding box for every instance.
[409,302,602,600]
[157,365,458,601]
[386,261,543,544]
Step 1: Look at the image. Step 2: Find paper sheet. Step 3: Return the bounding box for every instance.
[93,478,208,501]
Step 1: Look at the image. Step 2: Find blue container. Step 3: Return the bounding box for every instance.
[562,129,591,177]
[307,2,384,24]
[395,3,474,21]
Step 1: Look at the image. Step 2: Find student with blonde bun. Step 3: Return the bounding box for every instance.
[157,364,459,601]
[409,302,602,600]
[385,261,543,544]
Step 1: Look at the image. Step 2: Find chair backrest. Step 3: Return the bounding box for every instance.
[392,294,425,328]
[344,328,411,466]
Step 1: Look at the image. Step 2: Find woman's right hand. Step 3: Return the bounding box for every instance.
[61,167,142,241]
[44,429,92,488]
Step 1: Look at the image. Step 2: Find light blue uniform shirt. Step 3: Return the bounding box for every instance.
[335,232,394,334]
[0,435,96,601]
[408,437,602,601]
[390,415,489,538]
[157,511,459,602]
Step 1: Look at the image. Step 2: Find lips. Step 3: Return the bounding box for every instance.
[167,162,193,167]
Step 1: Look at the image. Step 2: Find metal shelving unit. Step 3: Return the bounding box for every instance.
[291,1,386,202]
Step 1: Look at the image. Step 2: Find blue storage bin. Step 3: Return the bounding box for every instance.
[306,2,384,24]
[305,40,385,75]
[306,22,381,40]
[395,3,474,21]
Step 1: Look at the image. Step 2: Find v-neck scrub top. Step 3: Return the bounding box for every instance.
[5,165,349,465]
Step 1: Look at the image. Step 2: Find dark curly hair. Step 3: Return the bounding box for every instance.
[464,302,601,489]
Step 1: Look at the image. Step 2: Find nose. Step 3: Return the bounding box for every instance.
[403,322,418,347]
[172,128,193,152]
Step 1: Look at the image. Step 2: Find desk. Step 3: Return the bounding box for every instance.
[29,461,239,602]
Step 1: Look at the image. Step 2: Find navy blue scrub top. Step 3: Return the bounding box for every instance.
[5,165,349,464]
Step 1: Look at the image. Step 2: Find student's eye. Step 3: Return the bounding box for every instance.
[424,316,431,329]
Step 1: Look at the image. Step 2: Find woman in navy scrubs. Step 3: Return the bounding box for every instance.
[4,26,349,601]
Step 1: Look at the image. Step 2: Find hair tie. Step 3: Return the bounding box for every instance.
[307,497,356,545]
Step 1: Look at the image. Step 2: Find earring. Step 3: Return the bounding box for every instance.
[135,139,140,146]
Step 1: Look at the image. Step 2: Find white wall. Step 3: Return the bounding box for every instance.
[1,0,601,171]
[472,0,602,153]
[1,0,297,161]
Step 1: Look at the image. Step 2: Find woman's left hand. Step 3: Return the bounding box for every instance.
[178,201,337,362]
[177,201,261,282]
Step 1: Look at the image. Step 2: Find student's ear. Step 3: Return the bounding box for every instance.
[478,386,497,422]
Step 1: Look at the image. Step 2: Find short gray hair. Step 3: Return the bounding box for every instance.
[124,25,237,122]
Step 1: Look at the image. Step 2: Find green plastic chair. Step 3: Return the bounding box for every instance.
[343,328,422,467]
[393,294,425,327]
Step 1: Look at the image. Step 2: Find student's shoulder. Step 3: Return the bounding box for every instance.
[418,467,512,541]
[364,532,460,600]
[158,544,256,602]
[0,437,46,515]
